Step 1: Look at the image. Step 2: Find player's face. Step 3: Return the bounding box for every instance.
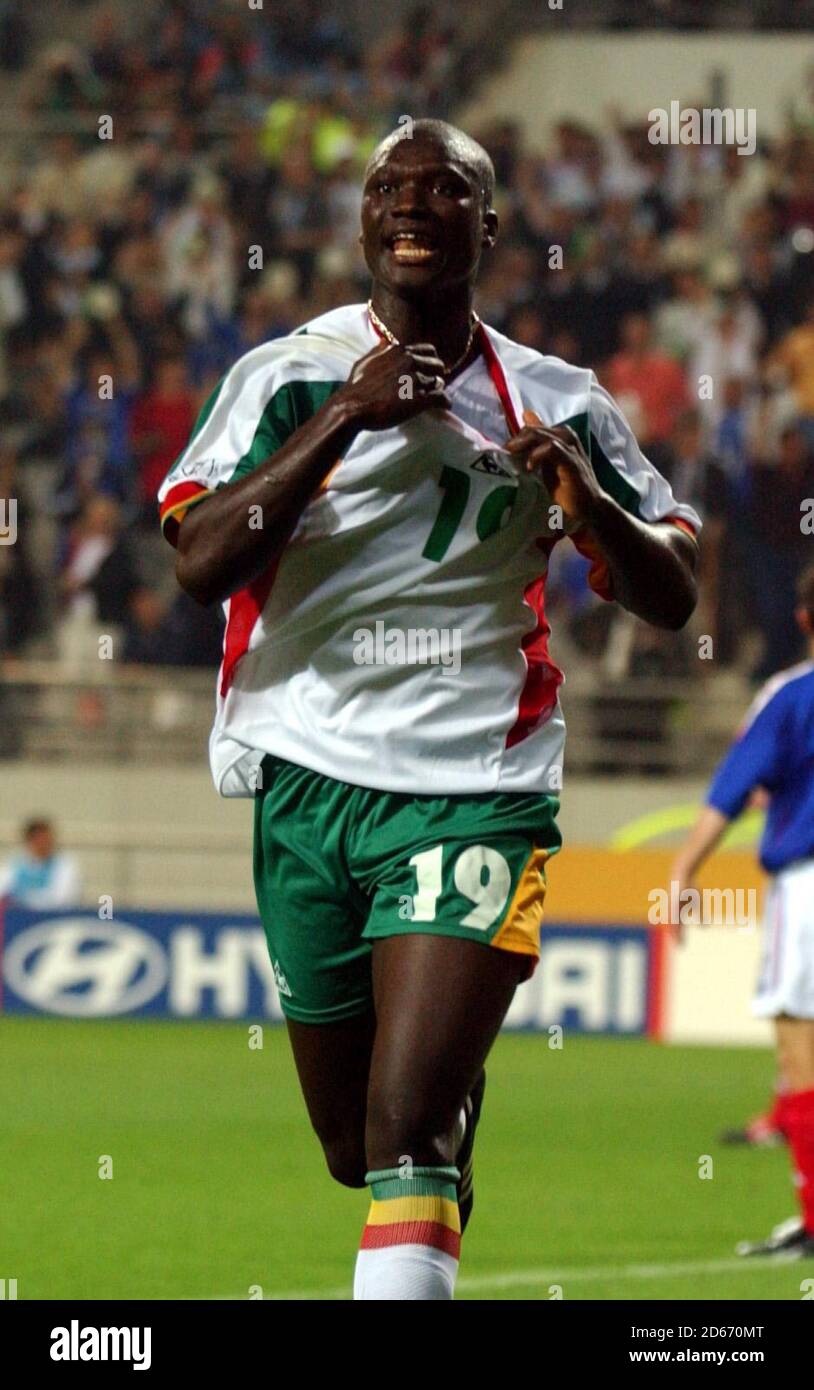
[361,139,496,296]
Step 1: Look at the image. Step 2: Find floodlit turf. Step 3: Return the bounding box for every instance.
[0,1019,807,1301]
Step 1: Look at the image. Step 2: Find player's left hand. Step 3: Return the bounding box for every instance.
[505,409,605,527]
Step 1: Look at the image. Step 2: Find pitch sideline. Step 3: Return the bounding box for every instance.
[204,1253,802,1300]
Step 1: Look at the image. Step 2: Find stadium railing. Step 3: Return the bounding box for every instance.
[0,660,741,773]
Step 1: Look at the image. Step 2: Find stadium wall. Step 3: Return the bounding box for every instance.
[460,33,810,145]
[0,765,769,1045]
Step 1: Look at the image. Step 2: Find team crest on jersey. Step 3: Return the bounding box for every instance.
[470,451,511,478]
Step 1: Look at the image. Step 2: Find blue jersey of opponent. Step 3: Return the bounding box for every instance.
[707,661,814,873]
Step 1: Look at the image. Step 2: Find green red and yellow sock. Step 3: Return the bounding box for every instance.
[353,1165,461,1300]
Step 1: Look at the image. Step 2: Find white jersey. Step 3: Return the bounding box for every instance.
[158,304,700,798]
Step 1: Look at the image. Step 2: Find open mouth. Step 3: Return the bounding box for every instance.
[387,231,441,265]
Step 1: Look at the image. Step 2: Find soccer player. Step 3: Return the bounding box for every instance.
[159,120,700,1299]
[671,564,814,1258]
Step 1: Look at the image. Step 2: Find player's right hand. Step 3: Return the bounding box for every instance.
[668,863,694,945]
[338,341,450,431]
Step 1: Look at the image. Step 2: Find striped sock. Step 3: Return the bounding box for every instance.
[353,1165,461,1300]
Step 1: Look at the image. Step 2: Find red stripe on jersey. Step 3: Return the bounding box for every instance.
[159,480,212,544]
[477,322,521,434]
[665,515,698,540]
[366,310,522,438]
[160,479,208,520]
[506,544,564,750]
[220,562,280,697]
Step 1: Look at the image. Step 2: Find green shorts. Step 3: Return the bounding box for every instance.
[253,753,561,1024]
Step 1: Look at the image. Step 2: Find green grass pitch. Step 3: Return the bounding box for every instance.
[0,1019,807,1300]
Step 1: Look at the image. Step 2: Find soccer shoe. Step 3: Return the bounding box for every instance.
[720,1111,785,1147]
[736,1216,814,1258]
[456,1069,486,1235]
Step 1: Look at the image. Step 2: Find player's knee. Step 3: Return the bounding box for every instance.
[364,1091,458,1172]
[321,1135,367,1189]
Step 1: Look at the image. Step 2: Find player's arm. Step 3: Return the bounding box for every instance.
[175,342,449,606]
[670,692,785,930]
[506,415,697,630]
[671,806,731,888]
[567,488,697,630]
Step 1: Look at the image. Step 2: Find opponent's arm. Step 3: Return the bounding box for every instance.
[505,420,697,630]
[667,805,732,943]
[176,342,449,606]
[669,692,785,937]
[671,805,731,886]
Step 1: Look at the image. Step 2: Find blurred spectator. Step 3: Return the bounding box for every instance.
[692,291,758,434]
[123,587,224,667]
[771,297,814,449]
[747,424,814,680]
[130,356,195,519]
[264,147,332,294]
[161,176,237,339]
[661,410,728,646]
[57,494,140,671]
[59,318,140,515]
[605,312,690,447]
[0,818,81,908]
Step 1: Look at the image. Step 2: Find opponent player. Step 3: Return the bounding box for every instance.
[159,120,700,1299]
[671,564,814,1258]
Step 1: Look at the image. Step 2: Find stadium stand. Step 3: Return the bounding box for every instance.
[2,0,814,773]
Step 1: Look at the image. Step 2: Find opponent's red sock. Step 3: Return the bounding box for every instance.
[770,1090,788,1137]
[782,1087,814,1234]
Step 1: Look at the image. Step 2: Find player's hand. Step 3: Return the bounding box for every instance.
[338,340,450,432]
[668,861,695,945]
[505,409,605,526]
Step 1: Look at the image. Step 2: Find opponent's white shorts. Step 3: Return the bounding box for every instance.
[753,859,814,1019]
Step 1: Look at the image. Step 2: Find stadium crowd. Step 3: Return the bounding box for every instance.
[2,0,814,683]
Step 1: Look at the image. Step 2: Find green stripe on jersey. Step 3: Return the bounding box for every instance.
[228,379,344,485]
[560,411,642,519]
[163,376,344,492]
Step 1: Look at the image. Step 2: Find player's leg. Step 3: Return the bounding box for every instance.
[775,1015,814,1242]
[767,872,814,1247]
[739,868,814,1255]
[253,755,375,1187]
[345,783,558,1298]
[285,1013,375,1188]
[353,934,526,1300]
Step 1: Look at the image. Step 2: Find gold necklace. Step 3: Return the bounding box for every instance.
[367,300,480,378]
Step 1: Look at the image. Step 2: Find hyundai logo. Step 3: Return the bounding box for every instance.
[3,918,168,1016]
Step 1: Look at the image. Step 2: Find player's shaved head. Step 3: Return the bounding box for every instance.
[365,119,495,209]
